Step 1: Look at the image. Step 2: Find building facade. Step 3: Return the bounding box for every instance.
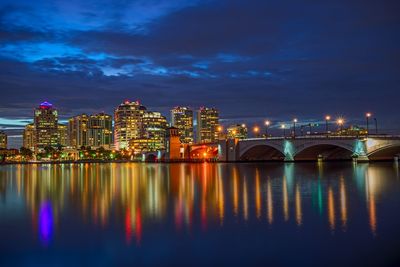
[68,113,112,149]
[58,124,68,147]
[196,107,219,143]
[0,131,7,149]
[34,101,60,151]
[68,114,89,148]
[170,107,194,144]
[114,100,146,150]
[87,113,113,149]
[227,124,248,139]
[23,124,35,151]
[130,111,167,154]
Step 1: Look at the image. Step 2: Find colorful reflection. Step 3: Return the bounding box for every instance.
[39,201,53,246]
[0,162,391,246]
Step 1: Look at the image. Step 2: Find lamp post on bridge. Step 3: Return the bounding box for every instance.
[374,118,378,134]
[293,118,297,139]
[281,124,286,138]
[325,115,331,137]
[366,112,372,136]
[253,126,260,138]
[337,118,344,135]
[265,120,270,138]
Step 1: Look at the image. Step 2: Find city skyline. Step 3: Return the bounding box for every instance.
[1,0,400,144]
[2,99,382,149]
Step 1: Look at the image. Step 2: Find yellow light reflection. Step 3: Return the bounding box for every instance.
[328,187,335,231]
[295,185,302,226]
[266,178,273,224]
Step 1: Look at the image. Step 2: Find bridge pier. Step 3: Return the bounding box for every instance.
[353,155,369,163]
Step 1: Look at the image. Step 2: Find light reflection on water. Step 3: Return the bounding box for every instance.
[0,162,399,266]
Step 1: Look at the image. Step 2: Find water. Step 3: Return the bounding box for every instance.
[0,162,400,267]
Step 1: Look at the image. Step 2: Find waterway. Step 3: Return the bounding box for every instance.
[0,162,399,266]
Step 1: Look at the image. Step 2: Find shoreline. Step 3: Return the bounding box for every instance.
[1,159,398,165]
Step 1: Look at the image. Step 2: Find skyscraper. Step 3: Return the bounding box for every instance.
[114,100,146,150]
[130,111,167,153]
[34,101,59,151]
[23,124,35,151]
[0,131,7,149]
[171,106,194,144]
[87,113,113,149]
[68,114,89,148]
[197,107,219,143]
[58,124,68,147]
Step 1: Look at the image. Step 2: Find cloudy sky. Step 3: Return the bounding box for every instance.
[0,0,399,147]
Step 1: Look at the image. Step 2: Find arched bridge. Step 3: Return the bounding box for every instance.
[218,136,400,162]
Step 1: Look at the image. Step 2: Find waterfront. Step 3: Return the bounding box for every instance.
[0,162,400,266]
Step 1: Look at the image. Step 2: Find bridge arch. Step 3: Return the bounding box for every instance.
[239,144,285,161]
[368,144,400,160]
[294,142,354,161]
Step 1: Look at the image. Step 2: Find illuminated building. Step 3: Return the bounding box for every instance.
[0,131,7,149]
[23,124,35,150]
[130,111,167,153]
[68,114,89,148]
[34,101,60,151]
[196,107,219,143]
[57,124,68,147]
[165,127,186,160]
[114,100,146,150]
[171,107,194,144]
[227,124,248,139]
[87,113,113,149]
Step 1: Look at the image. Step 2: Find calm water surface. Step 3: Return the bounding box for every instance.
[1,162,400,267]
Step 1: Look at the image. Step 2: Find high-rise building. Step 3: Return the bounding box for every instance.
[34,101,59,150]
[0,131,7,149]
[227,124,248,139]
[58,124,68,147]
[23,124,35,150]
[87,113,113,149]
[130,111,167,153]
[68,114,89,148]
[171,107,194,144]
[196,107,219,143]
[114,100,146,150]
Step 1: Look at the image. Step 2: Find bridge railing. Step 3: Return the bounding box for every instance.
[241,134,400,141]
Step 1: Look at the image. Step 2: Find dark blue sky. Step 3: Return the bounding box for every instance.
[1,0,400,146]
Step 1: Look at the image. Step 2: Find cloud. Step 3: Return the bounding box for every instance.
[0,0,399,146]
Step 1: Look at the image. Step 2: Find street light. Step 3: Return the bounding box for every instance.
[337,118,344,135]
[366,112,372,136]
[374,117,378,134]
[325,115,331,136]
[253,126,260,138]
[265,120,270,137]
[281,124,286,138]
[293,118,297,138]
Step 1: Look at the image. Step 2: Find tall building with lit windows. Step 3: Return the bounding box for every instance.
[58,124,68,147]
[114,100,146,150]
[23,124,35,150]
[87,113,113,149]
[196,107,219,143]
[34,101,60,150]
[68,114,89,148]
[130,111,167,153]
[0,131,7,149]
[171,106,193,144]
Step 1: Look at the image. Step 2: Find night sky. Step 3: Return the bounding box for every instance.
[1,0,399,148]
